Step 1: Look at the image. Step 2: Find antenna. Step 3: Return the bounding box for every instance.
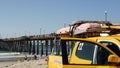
[104,11,108,21]
[0,33,2,39]
[40,28,41,35]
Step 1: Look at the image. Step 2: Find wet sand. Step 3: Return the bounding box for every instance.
[0,58,47,68]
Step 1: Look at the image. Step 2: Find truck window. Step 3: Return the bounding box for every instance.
[76,41,95,61]
[51,41,75,57]
[99,41,117,47]
[76,41,111,65]
[51,45,62,55]
[97,46,110,65]
[66,41,76,57]
[99,41,120,57]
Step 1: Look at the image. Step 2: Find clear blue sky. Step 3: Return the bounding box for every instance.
[0,0,120,38]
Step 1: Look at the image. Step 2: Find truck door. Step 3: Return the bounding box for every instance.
[61,40,117,68]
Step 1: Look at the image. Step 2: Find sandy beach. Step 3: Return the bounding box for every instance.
[0,61,17,68]
[0,58,47,68]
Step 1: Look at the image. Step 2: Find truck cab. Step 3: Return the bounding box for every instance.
[48,38,120,68]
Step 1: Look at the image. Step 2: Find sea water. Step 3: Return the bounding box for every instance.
[0,45,52,61]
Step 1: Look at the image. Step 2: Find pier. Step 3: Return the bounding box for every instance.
[0,21,120,57]
[0,34,60,57]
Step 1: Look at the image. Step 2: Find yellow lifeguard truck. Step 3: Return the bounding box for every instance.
[48,21,120,68]
[48,37,120,68]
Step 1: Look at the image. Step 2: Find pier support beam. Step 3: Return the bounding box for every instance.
[41,40,43,57]
[32,40,35,55]
[37,40,39,55]
[50,39,53,53]
[29,40,32,55]
[45,40,48,56]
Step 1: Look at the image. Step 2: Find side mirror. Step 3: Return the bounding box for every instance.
[108,55,120,65]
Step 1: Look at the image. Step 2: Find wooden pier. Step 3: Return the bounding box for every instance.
[0,34,60,57]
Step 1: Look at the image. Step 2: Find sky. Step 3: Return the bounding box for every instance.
[0,0,120,38]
